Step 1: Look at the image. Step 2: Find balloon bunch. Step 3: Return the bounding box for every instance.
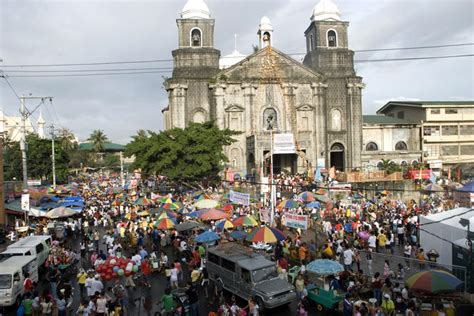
[95,257,140,281]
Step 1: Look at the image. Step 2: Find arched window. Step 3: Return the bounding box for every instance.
[192,110,205,123]
[395,141,408,151]
[330,109,342,131]
[327,30,337,47]
[376,161,384,170]
[263,108,278,131]
[366,142,378,151]
[191,28,202,47]
[230,148,241,169]
[309,34,314,51]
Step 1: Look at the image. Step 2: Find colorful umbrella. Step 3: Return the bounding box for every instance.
[194,199,220,209]
[199,208,229,221]
[221,204,234,212]
[298,191,315,202]
[306,201,321,209]
[232,215,258,227]
[134,197,152,206]
[160,202,180,210]
[45,207,77,219]
[246,226,285,243]
[186,210,205,218]
[193,192,211,201]
[277,200,299,209]
[406,270,463,294]
[307,259,344,275]
[160,197,177,204]
[315,188,328,195]
[195,231,221,243]
[216,219,234,231]
[158,211,177,220]
[155,218,176,230]
[315,194,330,203]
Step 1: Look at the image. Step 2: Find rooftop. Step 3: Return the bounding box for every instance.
[377,101,474,114]
[363,115,417,125]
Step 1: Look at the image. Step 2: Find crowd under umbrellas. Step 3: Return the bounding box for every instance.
[7,175,471,316]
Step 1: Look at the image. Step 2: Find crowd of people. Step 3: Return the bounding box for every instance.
[8,172,463,316]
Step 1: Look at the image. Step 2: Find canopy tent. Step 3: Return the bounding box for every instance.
[420,207,474,266]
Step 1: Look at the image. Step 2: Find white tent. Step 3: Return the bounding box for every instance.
[420,207,474,266]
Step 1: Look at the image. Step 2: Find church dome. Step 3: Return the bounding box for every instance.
[311,0,342,22]
[259,16,273,31]
[219,50,246,69]
[181,0,210,19]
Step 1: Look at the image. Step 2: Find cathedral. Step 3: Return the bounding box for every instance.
[162,0,364,177]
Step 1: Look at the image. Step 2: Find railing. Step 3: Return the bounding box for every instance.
[336,171,403,182]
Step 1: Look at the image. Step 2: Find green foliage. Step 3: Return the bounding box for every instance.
[3,134,69,183]
[380,159,401,174]
[57,128,77,151]
[125,122,239,183]
[88,129,108,152]
[103,153,120,169]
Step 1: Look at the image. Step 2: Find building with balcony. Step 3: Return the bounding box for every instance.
[361,115,422,170]
[376,101,474,174]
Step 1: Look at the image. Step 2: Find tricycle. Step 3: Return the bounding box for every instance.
[306,283,343,312]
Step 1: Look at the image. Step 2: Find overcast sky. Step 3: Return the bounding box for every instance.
[1,0,473,144]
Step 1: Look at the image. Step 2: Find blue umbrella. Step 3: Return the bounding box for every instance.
[306,259,344,275]
[230,230,247,240]
[459,181,474,192]
[306,201,321,208]
[186,210,204,218]
[195,231,221,243]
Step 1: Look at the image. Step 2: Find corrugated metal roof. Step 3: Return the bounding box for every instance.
[363,115,415,125]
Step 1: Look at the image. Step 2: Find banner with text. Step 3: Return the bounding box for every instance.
[273,133,296,154]
[284,213,308,230]
[259,209,270,223]
[229,190,250,206]
[21,193,30,211]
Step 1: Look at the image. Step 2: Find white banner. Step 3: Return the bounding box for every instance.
[329,183,352,191]
[21,193,30,212]
[284,213,308,230]
[273,133,296,154]
[229,190,250,206]
[27,179,41,186]
[261,177,269,193]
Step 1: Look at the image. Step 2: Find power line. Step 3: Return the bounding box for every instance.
[0,74,20,99]
[6,67,174,73]
[6,70,171,78]
[354,42,474,53]
[4,54,474,78]
[1,42,472,68]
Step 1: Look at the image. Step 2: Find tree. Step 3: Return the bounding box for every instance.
[380,159,401,174]
[57,128,77,151]
[125,122,239,183]
[88,129,108,152]
[3,133,70,183]
[103,153,120,169]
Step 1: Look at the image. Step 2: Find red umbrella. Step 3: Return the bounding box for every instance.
[199,208,230,221]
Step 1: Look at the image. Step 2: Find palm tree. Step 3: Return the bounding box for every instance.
[57,128,77,151]
[88,129,108,153]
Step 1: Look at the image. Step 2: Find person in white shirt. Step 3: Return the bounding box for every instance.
[343,245,355,270]
[85,275,95,298]
[95,293,108,315]
[368,234,376,250]
[91,275,104,296]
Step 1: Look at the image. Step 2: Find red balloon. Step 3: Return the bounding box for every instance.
[111,272,117,278]
[100,273,107,279]
[125,271,131,277]
[105,275,112,281]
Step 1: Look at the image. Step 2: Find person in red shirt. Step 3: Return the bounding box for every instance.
[278,256,288,271]
[23,272,33,294]
[141,257,152,278]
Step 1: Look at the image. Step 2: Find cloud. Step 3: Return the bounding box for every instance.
[1,0,473,144]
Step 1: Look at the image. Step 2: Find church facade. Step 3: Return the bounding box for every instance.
[162,0,364,177]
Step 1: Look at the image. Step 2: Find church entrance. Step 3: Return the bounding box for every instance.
[330,143,345,171]
[264,152,298,175]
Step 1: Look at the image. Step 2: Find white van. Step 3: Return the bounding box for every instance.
[1,235,52,267]
[0,256,38,307]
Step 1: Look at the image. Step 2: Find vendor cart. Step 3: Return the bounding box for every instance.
[306,284,343,312]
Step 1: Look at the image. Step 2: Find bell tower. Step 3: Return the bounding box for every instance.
[303,0,364,171]
[172,0,220,79]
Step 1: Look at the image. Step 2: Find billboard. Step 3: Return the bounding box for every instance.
[284,213,308,230]
[273,133,296,154]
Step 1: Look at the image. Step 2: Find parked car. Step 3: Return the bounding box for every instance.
[206,243,296,310]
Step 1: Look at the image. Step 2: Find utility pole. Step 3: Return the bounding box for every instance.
[19,95,53,189]
[120,151,125,186]
[0,134,5,228]
[50,124,56,189]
